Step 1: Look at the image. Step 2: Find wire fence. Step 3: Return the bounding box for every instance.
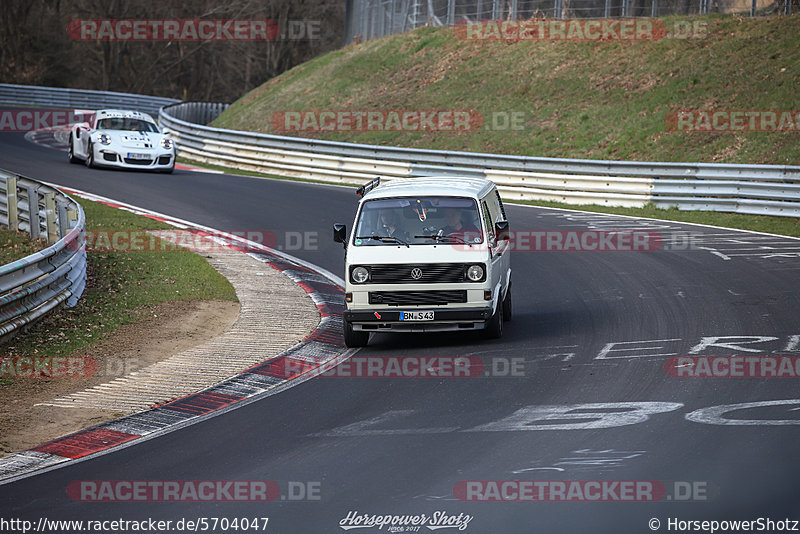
[344,0,796,42]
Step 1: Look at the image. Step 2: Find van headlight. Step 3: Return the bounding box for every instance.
[161,137,174,150]
[466,264,485,282]
[351,266,370,284]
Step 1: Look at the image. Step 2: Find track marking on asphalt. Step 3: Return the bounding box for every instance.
[313,400,800,437]
[530,209,800,262]
[512,449,647,474]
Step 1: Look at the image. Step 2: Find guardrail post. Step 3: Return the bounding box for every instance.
[44,192,58,244]
[68,208,79,229]
[57,201,68,237]
[26,185,40,240]
[6,175,18,232]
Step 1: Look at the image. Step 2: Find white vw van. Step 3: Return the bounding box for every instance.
[333,176,511,347]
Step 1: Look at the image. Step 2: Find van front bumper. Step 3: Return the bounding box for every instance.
[344,307,493,332]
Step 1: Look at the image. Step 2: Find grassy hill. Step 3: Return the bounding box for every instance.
[212,14,799,165]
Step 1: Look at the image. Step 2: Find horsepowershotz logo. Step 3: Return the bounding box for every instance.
[338,511,473,531]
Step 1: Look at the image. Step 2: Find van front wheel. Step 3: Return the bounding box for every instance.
[502,283,512,322]
[484,303,503,339]
[343,319,369,348]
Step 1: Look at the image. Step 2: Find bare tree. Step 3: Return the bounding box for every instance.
[0,0,345,102]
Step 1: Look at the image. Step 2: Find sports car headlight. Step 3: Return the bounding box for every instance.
[351,266,370,284]
[466,264,485,282]
[98,133,111,145]
[160,138,174,150]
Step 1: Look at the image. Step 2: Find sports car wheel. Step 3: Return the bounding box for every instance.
[85,142,95,168]
[67,137,80,164]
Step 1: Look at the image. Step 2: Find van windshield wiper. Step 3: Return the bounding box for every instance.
[414,234,469,245]
[356,235,410,247]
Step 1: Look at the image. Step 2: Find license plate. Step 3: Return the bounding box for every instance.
[127,152,150,160]
[399,311,434,321]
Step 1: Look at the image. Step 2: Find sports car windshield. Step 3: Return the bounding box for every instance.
[354,196,483,246]
[96,118,159,132]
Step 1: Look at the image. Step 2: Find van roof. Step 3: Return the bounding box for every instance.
[361,176,495,201]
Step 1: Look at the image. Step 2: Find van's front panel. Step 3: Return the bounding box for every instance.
[344,247,496,332]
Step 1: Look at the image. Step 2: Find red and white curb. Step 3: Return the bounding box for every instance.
[0,187,353,484]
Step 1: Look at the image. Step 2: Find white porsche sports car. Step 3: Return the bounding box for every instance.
[68,109,176,173]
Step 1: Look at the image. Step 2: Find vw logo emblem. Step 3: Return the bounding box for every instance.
[410,268,423,280]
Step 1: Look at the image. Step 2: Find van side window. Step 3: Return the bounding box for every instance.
[494,189,507,221]
[484,193,502,228]
[482,200,495,243]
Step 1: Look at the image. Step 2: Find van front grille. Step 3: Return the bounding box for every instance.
[368,290,467,306]
[367,263,467,283]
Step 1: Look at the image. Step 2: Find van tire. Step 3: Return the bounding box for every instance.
[484,303,503,339]
[344,319,369,348]
[502,283,512,322]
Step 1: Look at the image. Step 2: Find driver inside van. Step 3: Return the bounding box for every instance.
[378,210,408,239]
[440,208,479,236]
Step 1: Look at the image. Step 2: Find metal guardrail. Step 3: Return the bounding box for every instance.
[0,83,179,117]
[160,102,800,217]
[0,170,86,339]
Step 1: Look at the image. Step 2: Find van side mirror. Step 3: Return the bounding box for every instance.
[495,220,510,241]
[333,223,347,246]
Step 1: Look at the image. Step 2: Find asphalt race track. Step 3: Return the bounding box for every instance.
[2,128,800,533]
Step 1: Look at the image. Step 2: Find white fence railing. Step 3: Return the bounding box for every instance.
[0,170,86,339]
[159,102,800,217]
[0,83,179,117]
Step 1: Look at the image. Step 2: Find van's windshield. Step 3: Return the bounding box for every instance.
[353,196,483,246]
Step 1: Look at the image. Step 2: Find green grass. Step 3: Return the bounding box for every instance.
[0,228,49,265]
[194,13,800,240]
[2,198,238,361]
[212,14,800,165]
